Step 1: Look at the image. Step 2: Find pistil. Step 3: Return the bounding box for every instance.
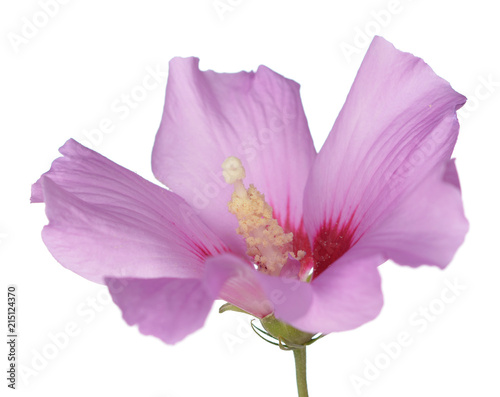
[222,156,302,276]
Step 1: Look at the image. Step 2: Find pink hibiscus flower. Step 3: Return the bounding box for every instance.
[31,36,467,345]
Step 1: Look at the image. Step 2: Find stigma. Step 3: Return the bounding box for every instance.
[222,157,304,276]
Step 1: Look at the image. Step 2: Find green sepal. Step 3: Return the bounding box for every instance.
[260,314,317,347]
[218,302,251,315]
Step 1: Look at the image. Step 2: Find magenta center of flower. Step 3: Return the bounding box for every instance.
[222,157,357,280]
[278,215,356,281]
[311,216,357,279]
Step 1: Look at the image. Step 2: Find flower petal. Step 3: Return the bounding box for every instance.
[303,36,466,277]
[351,160,468,268]
[216,254,273,318]
[105,254,243,344]
[256,252,384,333]
[32,139,228,283]
[152,58,316,251]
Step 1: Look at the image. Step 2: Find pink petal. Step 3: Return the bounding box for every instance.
[217,254,273,318]
[105,254,243,344]
[32,139,227,283]
[152,58,316,252]
[351,160,468,268]
[212,252,382,333]
[256,252,384,333]
[303,36,466,277]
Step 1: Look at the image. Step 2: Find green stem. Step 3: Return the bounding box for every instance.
[293,348,309,397]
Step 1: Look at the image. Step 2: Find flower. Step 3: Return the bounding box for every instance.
[31,36,467,345]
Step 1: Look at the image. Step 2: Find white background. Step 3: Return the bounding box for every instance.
[1,0,499,396]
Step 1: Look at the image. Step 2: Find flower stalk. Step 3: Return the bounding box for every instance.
[293,347,309,397]
[256,314,314,396]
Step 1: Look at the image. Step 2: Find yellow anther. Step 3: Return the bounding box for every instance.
[222,156,295,276]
